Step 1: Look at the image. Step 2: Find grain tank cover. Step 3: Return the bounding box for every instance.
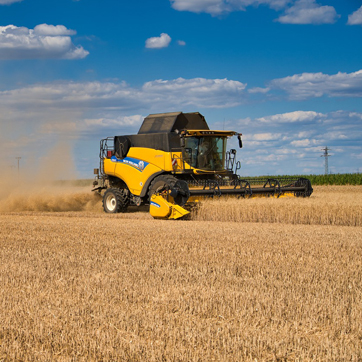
[138,112,209,134]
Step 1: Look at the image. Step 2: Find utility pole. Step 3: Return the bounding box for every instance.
[321,147,330,175]
[15,157,21,179]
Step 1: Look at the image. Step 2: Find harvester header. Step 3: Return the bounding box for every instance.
[93,111,313,219]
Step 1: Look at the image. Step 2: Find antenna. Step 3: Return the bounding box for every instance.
[321,147,330,175]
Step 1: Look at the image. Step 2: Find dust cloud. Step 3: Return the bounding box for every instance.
[0,140,101,213]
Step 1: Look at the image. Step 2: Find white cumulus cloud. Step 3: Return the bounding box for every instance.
[324,132,348,140]
[235,110,362,175]
[248,86,270,94]
[84,115,144,129]
[0,78,247,123]
[347,6,362,26]
[0,24,89,60]
[269,69,362,99]
[249,133,281,141]
[276,0,339,24]
[142,77,246,107]
[290,139,318,147]
[145,33,171,49]
[171,0,231,15]
[170,0,291,15]
[34,24,76,36]
[170,0,340,25]
[257,110,325,123]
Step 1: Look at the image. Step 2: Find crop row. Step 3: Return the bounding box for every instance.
[239,173,362,185]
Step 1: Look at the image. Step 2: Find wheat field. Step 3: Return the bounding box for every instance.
[0,186,362,361]
[194,186,362,227]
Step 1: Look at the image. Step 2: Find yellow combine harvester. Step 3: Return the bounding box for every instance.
[92,112,313,219]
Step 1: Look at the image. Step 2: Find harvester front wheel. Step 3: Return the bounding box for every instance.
[103,188,129,213]
[148,175,190,206]
[148,175,177,198]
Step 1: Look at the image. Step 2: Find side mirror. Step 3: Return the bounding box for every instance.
[180,137,185,148]
[237,134,243,149]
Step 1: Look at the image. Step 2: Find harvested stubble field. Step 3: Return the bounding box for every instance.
[0,186,362,361]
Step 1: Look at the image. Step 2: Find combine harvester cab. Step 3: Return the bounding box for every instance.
[92,112,313,219]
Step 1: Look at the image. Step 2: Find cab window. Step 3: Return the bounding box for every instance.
[184,136,226,171]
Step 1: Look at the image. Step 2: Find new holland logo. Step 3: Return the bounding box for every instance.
[111,156,149,172]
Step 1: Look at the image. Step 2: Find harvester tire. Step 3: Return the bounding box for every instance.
[103,188,129,213]
[148,175,190,206]
[148,175,177,199]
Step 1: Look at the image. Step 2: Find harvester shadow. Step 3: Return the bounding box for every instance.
[127,205,149,213]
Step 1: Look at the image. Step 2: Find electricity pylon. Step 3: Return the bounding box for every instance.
[321,147,330,175]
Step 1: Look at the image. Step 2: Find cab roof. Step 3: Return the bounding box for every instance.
[138,112,209,134]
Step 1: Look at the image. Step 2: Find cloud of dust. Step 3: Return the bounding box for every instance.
[0,140,101,213]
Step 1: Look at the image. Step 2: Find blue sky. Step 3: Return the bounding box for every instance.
[0,0,361,177]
